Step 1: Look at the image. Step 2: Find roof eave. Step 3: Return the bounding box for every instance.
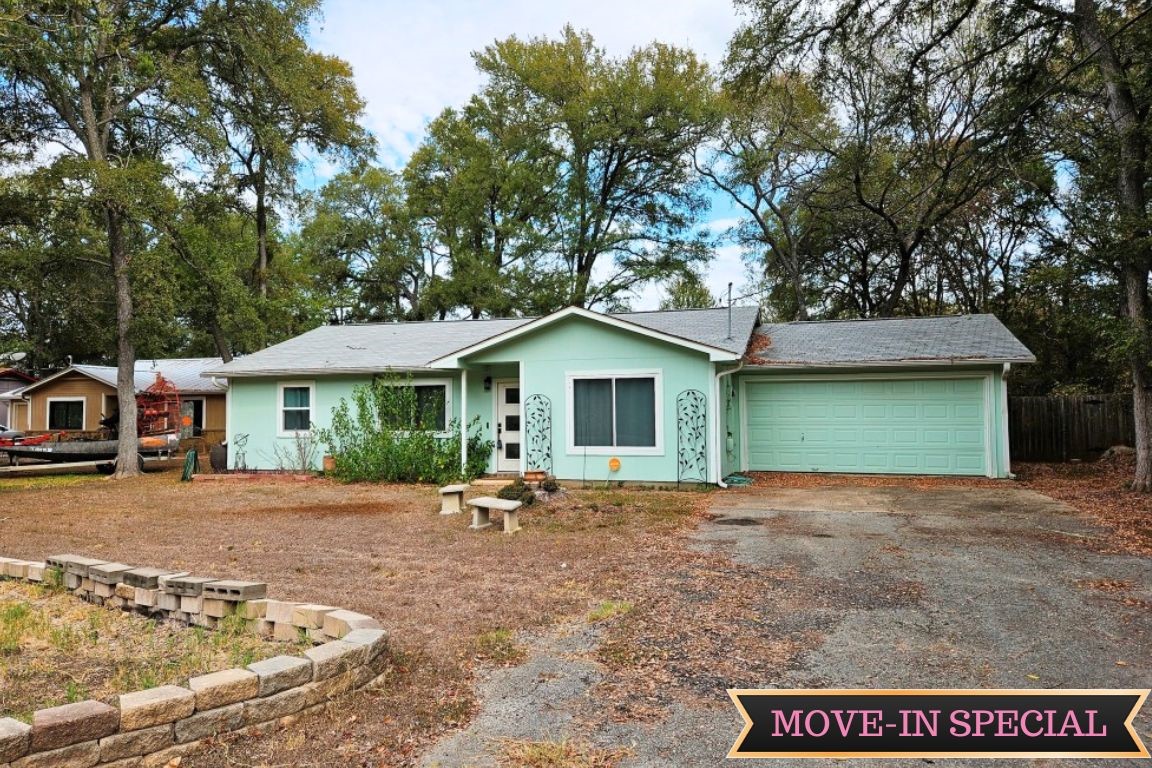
[742,356,1035,369]
[200,366,439,378]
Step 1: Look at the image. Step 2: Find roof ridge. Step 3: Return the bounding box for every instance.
[762,313,990,327]
[324,306,750,329]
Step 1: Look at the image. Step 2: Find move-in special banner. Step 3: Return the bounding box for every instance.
[728,689,1149,759]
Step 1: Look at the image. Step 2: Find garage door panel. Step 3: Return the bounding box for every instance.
[744,377,988,476]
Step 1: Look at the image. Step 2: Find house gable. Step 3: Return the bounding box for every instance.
[430,306,743,368]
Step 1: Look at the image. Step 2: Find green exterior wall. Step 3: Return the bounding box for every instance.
[225,371,461,471]
[460,316,716,483]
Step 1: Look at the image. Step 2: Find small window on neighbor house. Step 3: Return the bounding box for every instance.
[48,400,84,431]
[281,386,312,432]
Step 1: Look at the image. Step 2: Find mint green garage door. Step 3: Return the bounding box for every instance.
[744,377,989,475]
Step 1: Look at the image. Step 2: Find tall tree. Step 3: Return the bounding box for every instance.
[0,0,365,475]
[405,103,563,318]
[200,0,368,304]
[473,27,719,308]
[0,1,218,475]
[698,75,835,319]
[298,166,434,321]
[1048,0,1152,489]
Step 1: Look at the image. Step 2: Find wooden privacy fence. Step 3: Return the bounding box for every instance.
[1008,393,1135,461]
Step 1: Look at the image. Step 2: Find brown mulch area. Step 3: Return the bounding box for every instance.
[1014,454,1152,557]
[0,474,707,766]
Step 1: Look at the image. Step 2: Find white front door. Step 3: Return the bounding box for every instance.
[496,381,521,473]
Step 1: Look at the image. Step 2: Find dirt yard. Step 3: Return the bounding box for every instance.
[0,459,1147,767]
[0,474,708,765]
[0,581,302,721]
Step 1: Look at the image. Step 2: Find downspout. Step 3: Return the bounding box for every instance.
[1001,363,1013,480]
[713,360,744,488]
[460,368,469,474]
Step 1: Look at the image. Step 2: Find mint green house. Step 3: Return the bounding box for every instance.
[203,307,1033,482]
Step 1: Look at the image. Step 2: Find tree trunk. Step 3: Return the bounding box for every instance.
[255,164,269,299]
[107,204,140,478]
[791,266,809,320]
[209,319,233,363]
[1074,0,1152,490]
[571,257,592,308]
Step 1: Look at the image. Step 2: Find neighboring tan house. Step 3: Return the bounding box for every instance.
[204,307,1034,482]
[8,358,227,439]
[0,368,36,427]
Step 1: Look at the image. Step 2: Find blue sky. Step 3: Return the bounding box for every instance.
[307,0,753,310]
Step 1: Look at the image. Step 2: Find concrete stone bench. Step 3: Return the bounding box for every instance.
[438,483,469,515]
[467,496,522,534]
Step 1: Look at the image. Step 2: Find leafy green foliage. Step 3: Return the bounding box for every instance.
[658,271,718,310]
[316,377,492,485]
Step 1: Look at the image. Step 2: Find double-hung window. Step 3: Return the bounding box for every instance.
[378,378,450,434]
[278,383,314,435]
[567,371,662,455]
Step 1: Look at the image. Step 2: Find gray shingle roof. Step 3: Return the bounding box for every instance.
[749,314,1034,366]
[204,307,761,377]
[25,359,227,394]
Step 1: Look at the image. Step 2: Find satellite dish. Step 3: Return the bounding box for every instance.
[9,352,26,362]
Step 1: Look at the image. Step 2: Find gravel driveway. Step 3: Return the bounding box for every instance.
[423,484,1151,767]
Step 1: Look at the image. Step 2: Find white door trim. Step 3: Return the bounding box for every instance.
[492,379,521,473]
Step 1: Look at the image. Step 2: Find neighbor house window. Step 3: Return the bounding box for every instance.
[278,383,314,435]
[567,371,662,455]
[379,379,450,433]
[47,398,85,430]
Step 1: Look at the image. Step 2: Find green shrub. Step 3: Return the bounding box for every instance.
[540,476,560,493]
[519,489,536,506]
[496,478,526,500]
[316,376,493,485]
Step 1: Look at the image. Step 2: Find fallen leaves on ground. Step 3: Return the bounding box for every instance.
[1014,455,1152,557]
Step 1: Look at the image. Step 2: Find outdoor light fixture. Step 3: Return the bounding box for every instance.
[483,376,492,391]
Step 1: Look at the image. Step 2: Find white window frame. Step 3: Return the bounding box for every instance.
[378,377,453,437]
[277,381,315,437]
[565,369,664,456]
[46,396,86,431]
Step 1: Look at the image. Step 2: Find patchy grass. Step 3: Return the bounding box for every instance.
[499,739,632,768]
[0,474,707,765]
[0,581,305,721]
[0,474,101,493]
[473,628,526,666]
[587,600,632,623]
